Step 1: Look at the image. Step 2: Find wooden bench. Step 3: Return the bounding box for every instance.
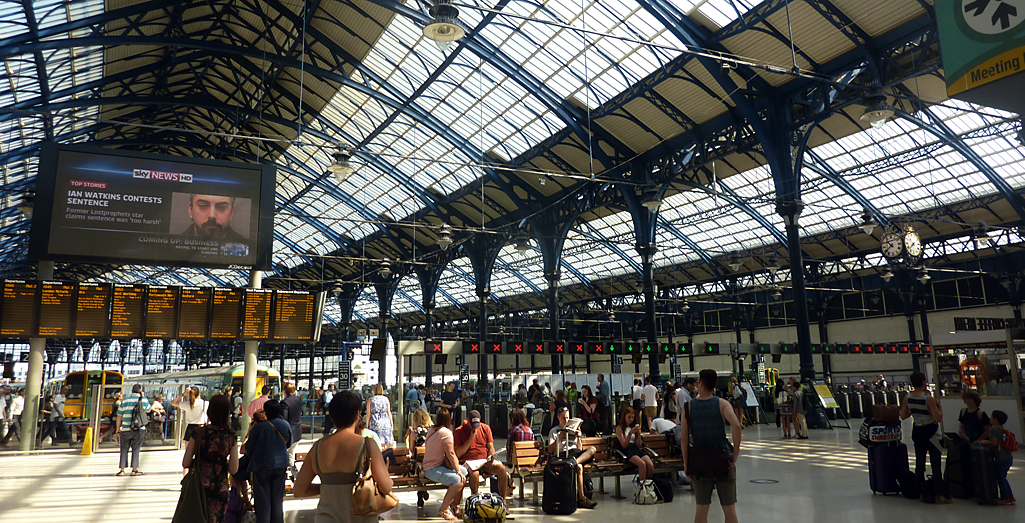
[295,445,451,506]
[510,433,687,503]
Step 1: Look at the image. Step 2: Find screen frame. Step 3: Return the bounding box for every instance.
[29,142,275,270]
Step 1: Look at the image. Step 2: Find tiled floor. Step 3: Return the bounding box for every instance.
[0,425,1020,522]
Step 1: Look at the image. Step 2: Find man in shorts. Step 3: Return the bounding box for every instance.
[681,369,742,523]
[453,409,511,501]
[547,406,598,508]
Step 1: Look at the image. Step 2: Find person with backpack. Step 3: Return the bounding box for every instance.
[987,410,1016,505]
[115,384,150,476]
[899,372,946,492]
[957,390,991,444]
[681,369,743,523]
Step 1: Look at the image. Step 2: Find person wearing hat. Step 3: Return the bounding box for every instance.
[547,406,598,509]
[453,409,510,501]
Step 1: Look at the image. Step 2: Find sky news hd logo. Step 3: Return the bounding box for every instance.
[133,169,193,183]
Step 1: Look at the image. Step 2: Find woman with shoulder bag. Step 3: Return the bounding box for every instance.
[293,391,395,523]
[183,394,239,523]
[243,400,292,523]
[681,369,743,523]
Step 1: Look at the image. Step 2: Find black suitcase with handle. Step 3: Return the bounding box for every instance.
[542,429,578,514]
[970,443,999,504]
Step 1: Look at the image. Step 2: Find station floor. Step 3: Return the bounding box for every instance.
[0,425,1020,522]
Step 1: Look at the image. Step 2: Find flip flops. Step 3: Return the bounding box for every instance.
[115,471,125,476]
[131,470,145,476]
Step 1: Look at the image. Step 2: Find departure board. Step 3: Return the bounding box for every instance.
[240,288,272,340]
[37,281,75,337]
[74,282,111,338]
[177,287,210,339]
[271,290,318,341]
[0,280,39,338]
[144,286,180,339]
[210,288,243,339]
[110,284,145,338]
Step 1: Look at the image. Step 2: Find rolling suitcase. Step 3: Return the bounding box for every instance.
[969,443,999,504]
[542,429,577,514]
[944,436,974,498]
[868,442,908,495]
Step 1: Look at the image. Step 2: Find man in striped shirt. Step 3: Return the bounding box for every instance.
[115,384,150,476]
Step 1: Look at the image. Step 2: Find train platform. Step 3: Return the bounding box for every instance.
[0,426,1020,522]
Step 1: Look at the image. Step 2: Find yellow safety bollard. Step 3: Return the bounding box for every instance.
[79,427,93,456]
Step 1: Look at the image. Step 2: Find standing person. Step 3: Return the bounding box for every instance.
[37,396,54,446]
[453,409,510,501]
[550,389,569,413]
[987,410,1016,505]
[631,379,643,412]
[115,384,151,476]
[662,382,678,421]
[148,393,167,442]
[244,400,292,523]
[874,374,888,391]
[772,379,784,429]
[596,374,612,433]
[527,379,540,403]
[280,383,303,479]
[172,387,209,443]
[406,384,422,432]
[615,407,655,484]
[292,391,394,523]
[681,369,743,523]
[100,392,122,443]
[52,386,73,445]
[421,408,467,521]
[247,385,273,419]
[778,383,793,439]
[366,384,394,449]
[547,406,598,509]
[728,378,748,429]
[182,394,240,523]
[0,388,23,446]
[791,380,808,439]
[675,378,696,426]
[640,376,658,431]
[899,371,945,491]
[440,382,460,413]
[321,384,336,434]
[957,390,991,444]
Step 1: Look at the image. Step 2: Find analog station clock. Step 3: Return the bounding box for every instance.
[880,224,922,266]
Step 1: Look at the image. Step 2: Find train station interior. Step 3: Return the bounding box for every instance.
[1,0,1024,522]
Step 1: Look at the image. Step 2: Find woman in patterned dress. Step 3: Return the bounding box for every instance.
[366,384,394,448]
[183,394,239,523]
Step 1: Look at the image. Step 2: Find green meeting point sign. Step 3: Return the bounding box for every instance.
[936,0,1025,113]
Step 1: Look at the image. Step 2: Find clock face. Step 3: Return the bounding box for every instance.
[905,231,922,257]
[881,233,903,258]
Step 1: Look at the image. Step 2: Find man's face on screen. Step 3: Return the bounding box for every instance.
[189,194,234,236]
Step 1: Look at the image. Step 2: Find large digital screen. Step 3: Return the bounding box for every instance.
[144,285,180,339]
[177,287,211,339]
[74,282,111,338]
[210,288,243,339]
[29,143,274,270]
[240,288,272,340]
[110,284,145,338]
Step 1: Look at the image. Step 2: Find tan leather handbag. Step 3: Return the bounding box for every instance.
[351,438,399,516]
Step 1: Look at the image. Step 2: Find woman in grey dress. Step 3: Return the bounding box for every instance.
[293,391,393,523]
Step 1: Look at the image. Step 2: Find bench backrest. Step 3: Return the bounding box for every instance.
[387,447,413,475]
[640,433,673,458]
[509,440,542,470]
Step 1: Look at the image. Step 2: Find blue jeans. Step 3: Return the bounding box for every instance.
[252,468,286,523]
[996,458,1014,501]
[424,464,467,486]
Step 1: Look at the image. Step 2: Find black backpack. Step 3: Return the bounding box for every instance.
[896,469,920,499]
[129,394,148,431]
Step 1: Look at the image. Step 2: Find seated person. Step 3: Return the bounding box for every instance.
[453,409,511,501]
[649,416,677,435]
[547,407,598,509]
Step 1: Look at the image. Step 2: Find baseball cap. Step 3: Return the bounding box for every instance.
[469,410,482,427]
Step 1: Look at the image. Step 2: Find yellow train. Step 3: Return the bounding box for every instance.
[46,370,124,419]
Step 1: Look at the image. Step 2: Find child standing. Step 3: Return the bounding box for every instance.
[988,410,1016,505]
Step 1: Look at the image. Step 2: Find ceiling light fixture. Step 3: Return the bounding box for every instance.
[513,234,531,256]
[729,252,742,272]
[682,300,690,312]
[379,260,392,278]
[765,254,781,274]
[635,283,644,295]
[437,224,453,250]
[328,145,354,180]
[999,274,1012,291]
[917,266,930,284]
[859,91,895,129]
[881,267,894,283]
[859,210,876,235]
[331,283,343,297]
[641,186,662,212]
[423,0,465,52]
[771,286,782,300]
